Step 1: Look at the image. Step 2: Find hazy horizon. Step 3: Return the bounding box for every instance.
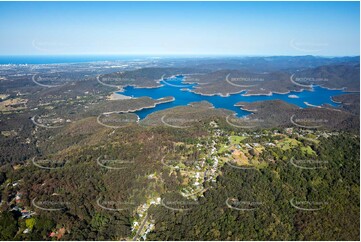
[0,54,360,57]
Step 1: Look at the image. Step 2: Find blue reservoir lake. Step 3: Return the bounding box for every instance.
[118,76,346,119]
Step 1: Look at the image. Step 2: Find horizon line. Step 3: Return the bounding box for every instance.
[0,54,360,58]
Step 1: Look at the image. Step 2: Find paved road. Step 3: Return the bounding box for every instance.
[132,213,149,241]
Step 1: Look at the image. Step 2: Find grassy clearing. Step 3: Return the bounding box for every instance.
[276,137,301,151]
[301,146,316,155]
[230,135,247,145]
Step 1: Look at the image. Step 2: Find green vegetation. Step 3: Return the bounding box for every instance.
[25,218,36,230]
[0,59,359,240]
[229,135,247,144]
[0,212,18,240]
[276,137,301,150]
[0,120,358,240]
[147,133,360,241]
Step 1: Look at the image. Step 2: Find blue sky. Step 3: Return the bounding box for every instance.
[0,1,359,56]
